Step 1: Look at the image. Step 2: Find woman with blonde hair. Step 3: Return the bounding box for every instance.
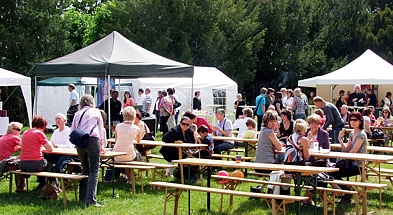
[292,88,307,120]
[105,106,143,183]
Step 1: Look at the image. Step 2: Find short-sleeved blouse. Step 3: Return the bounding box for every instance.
[254,127,275,164]
[348,130,367,166]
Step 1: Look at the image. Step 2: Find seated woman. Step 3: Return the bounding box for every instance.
[314,109,326,127]
[284,119,315,205]
[104,107,142,183]
[0,122,25,192]
[376,107,393,127]
[45,113,75,173]
[160,116,195,177]
[332,111,367,204]
[20,115,58,190]
[276,109,293,143]
[183,111,213,134]
[306,114,330,152]
[254,110,283,171]
[232,108,255,138]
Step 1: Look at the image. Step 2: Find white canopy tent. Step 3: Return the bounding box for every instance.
[35,67,237,128]
[0,68,32,126]
[298,49,393,101]
[123,66,238,115]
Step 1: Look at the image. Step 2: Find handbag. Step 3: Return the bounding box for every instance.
[69,109,97,148]
[371,129,384,139]
[334,159,352,169]
[136,123,156,156]
[173,99,182,109]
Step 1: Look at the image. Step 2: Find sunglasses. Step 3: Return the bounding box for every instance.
[14,128,21,131]
[181,123,190,127]
[349,118,359,122]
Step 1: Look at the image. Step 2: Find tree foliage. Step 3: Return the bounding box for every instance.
[0,0,391,122]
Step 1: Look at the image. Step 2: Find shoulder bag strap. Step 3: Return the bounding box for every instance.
[256,96,262,113]
[77,109,89,129]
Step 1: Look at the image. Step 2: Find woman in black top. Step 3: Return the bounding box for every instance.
[193,91,202,110]
[234,93,246,119]
[276,109,293,142]
[274,92,283,115]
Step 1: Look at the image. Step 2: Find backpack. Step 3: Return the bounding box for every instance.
[335,96,343,108]
[41,182,61,200]
[284,134,305,165]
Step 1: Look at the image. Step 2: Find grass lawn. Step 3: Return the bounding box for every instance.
[1,131,393,214]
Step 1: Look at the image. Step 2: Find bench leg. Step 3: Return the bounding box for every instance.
[173,189,182,215]
[362,189,367,215]
[354,192,359,215]
[61,178,67,206]
[9,172,13,194]
[379,188,383,209]
[151,169,156,191]
[73,180,78,202]
[130,169,136,194]
[139,170,144,193]
[323,191,328,215]
[271,199,277,215]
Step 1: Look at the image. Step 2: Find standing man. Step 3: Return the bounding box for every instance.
[67,84,79,124]
[135,88,145,105]
[154,90,163,130]
[313,96,345,144]
[265,88,275,110]
[255,87,267,131]
[142,88,152,117]
[366,88,377,107]
[98,90,122,123]
[234,93,246,119]
[347,84,367,107]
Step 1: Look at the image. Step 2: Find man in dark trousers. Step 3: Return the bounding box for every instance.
[347,84,367,107]
[313,96,345,144]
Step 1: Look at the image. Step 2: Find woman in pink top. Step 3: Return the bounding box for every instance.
[20,115,57,190]
[183,111,213,133]
[105,106,142,184]
[123,91,134,108]
[0,122,25,192]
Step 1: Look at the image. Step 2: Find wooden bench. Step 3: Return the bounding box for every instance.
[224,148,245,155]
[68,162,154,194]
[211,175,358,215]
[8,170,88,206]
[247,171,271,180]
[145,154,164,162]
[211,154,253,161]
[149,181,308,215]
[322,180,387,215]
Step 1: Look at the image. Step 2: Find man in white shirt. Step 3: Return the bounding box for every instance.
[67,84,79,124]
[46,113,75,173]
[142,88,152,117]
[135,88,145,105]
[232,108,255,138]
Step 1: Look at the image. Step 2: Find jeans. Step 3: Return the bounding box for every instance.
[213,141,234,154]
[19,159,57,186]
[293,113,306,120]
[155,110,160,131]
[175,109,180,125]
[76,137,100,205]
[332,123,345,144]
[257,115,263,131]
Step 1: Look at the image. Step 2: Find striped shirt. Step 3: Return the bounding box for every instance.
[142,93,152,113]
[71,106,105,140]
[294,96,307,115]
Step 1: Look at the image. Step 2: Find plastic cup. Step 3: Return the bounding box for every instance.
[354,102,357,107]
[236,155,241,163]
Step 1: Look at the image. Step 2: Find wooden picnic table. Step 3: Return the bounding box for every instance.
[172,158,338,215]
[108,139,207,184]
[310,151,393,183]
[45,148,126,197]
[331,143,393,153]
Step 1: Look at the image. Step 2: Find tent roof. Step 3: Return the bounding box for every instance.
[298,49,393,87]
[34,31,194,78]
[37,77,97,86]
[0,68,32,126]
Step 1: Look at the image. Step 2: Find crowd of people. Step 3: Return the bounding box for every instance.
[1,82,392,208]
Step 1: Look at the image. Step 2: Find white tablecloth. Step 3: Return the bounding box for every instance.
[0,117,9,135]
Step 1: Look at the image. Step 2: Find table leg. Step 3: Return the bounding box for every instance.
[110,158,115,197]
[178,148,184,184]
[245,142,249,177]
[314,174,317,215]
[188,165,191,215]
[361,161,365,182]
[207,166,211,212]
[295,172,301,215]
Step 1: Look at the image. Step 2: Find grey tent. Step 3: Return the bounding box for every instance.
[34,31,194,78]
